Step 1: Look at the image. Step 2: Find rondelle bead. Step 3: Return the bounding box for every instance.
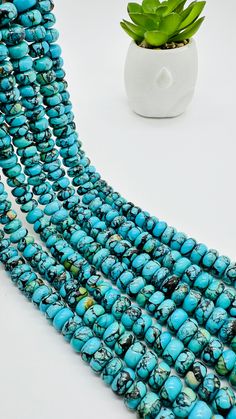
[102,357,123,385]
[188,401,212,419]
[114,331,135,357]
[121,305,142,330]
[229,364,236,388]
[155,407,175,419]
[52,307,73,331]
[171,282,190,306]
[61,314,83,342]
[93,313,114,338]
[215,349,236,376]
[198,373,221,402]
[111,296,131,320]
[0,3,17,25]
[185,361,207,390]
[103,321,125,348]
[162,338,184,366]
[137,392,161,418]
[124,381,147,410]
[194,298,214,325]
[154,299,176,323]
[132,314,152,339]
[227,406,236,419]
[182,289,202,315]
[167,308,188,332]
[159,376,183,406]
[188,327,211,356]
[124,341,146,369]
[174,349,195,376]
[173,387,197,418]
[90,345,113,373]
[111,367,135,395]
[212,387,236,416]
[136,350,158,381]
[177,318,198,344]
[70,326,93,353]
[148,361,171,390]
[13,0,37,12]
[218,318,236,344]
[201,338,224,365]
[81,337,102,363]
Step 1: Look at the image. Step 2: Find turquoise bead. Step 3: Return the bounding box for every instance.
[124,341,146,369]
[102,357,123,385]
[124,381,147,410]
[90,345,113,373]
[188,328,211,356]
[159,376,183,406]
[13,0,37,12]
[148,361,171,390]
[136,350,158,381]
[52,307,73,331]
[81,337,101,362]
[19,10,42,27]
[175,349,195,376]
[0,3,17,25]
[32,285,51,305]
[111,367,135,395]
[70,326,93,353]
[177,318,198,344]
[198,373,220,401]
[188,401,212,419]
[137,392,161,418]
[0,45,8,61]
[202,338,224,365]
[171,283,190,306]
[185,361,207,390]
[215,349,236,376]
[146,291,165,314]
[173,387,197,418]
[167,308,188,332]
[8,42,29,59]
[83,304,105,327]
[121,306,141,329]
[205,307,227,334]
[61,315,83,342]
[227,406,236,419]
[132,314,152,338]
[212,387,235,416]
[93,313,114,338]
[155,407,175,418]
[162,338,184,366]
[103,321,125,348]
[114,332,134,357]
[182,290,202,314]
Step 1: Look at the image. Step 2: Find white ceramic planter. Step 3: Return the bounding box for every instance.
[124,39,198,118]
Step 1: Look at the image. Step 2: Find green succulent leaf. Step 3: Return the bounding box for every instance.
[129,12,158,29]
[180,1,197,21]
[120,21,144,42]
[164,0,186,14]
[174,0,188,13]
[127,2,143,13]
[155,5,169,15]
[171,16,205,41]
[159,12,181,35]
[179,1,206,30]
[142,0,160,13]
[122,20,146,37]
[144,30,169,46]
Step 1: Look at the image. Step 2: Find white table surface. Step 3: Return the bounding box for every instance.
[0,1,235,418]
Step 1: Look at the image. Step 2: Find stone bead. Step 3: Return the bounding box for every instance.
[162,338,184,366]
[201,338,224,365]
[114,332,135,358]
[137,392,161,418]
[167,308,188,332]
[188,401,212,419]
[182,290,202,315]
[229,364,236,388]
[171,282,190,306]
[32,284,52,305]
[90,345,113,373]
[188,328,211,356]
[154,299,176,323]
[177,319,198,344]
[159,376,183,406]
[185,361,207,390]
[173,387,197,418]
[155,407,175,419]
[61,315,83,342]
[227,407,236,419]
[195,298,214,325]
[70,326,94,353]
[8,42,29,60]
[205,279,224,301]
[124,381,147,410]
[212,387,236,416]
[218,318,236,344]
[148,361,171,390]
[198,373,221,402]
[121,305,142,330]
[82,304,105,327]
[124,341,146,369]
[132,314,152,339]
[75,296,94,316]
[215,350,236,376]
[175,349,195,376]
[102,357,124,385]
[111,367,135,395]
[13,0,37,12]
[52,307,73,331]
[216,288,235,311]
[19,9,42,27]
[81,337,101,363]
[146,291,165,314]
[93,313,114,338]
[0,3,17,25]
[136,350,158,381]
[103,321,125,348]
[111,296,131,320]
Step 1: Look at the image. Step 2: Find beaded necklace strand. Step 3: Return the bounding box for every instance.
[0,1,235,418]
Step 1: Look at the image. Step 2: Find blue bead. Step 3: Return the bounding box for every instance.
[136,350,158,381]
[124,381,147,410]
[159,376,183,405]
[81,337,101,363]
[163,338,184,366]
[102,357,123,385]
[111,367,135,395]
[124,341,146,369]
[53,308,73,331]
[13,0,37,12]
[70,326,93,353]
[188,401,212,419]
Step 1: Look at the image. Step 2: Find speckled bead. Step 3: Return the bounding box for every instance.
[177,318,198,344]
[148,361,171,390]
[215,350,236,376]
[124,381,147,410]
[175,349,195,376]
[212,387,236,416]
[102,357,124,385]
[136,350,158,381]
[80,337,101,363]
[185,361,207,390]
[218,318,236,345]
[194,299,214,325]
[137,392,161,418]
[111,296,131,320]
[188,328,211,356]
[132,314,152,339]
[52,307,73,331]
[188,401,212,419]
[70,326,93,353]
[173,387,197,418]
[167,308,188,332]
[198,373,221,402]
[159,376,183,406]
[154,299,176,323]
[103,321,125,348]
[155,407,175,419]
[182,290,202,315]
[111,367,135,395]
[90,344,113,373]
[227,406,236,419]
[124,341,146,369]
[0,3,17,25]
[61,314,83,342]
[171,282,190,306]
[162,338,184,366]
[83,304,105,327]
[201,337,224,365]
[93,313,114,338]
[121,305,142,330]
[229,364,236,388]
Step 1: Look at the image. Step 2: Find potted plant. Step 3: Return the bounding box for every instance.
[121,0,206,117]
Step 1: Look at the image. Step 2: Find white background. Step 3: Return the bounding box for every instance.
[0,1,236,418]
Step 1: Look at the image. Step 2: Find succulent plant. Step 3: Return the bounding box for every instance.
[121,0,206,48]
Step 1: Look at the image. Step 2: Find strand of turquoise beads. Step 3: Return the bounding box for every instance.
[0,1,235,418]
